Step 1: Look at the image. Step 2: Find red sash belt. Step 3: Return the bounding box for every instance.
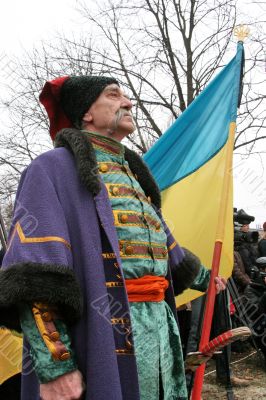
[125,275,169,302]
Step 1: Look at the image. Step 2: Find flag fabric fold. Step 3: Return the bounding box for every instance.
[144,42,244,306]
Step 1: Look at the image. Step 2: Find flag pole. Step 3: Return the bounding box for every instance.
[191,27,248,398]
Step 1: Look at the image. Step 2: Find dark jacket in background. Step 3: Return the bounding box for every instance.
[258,238,266,257]
[232,250,251,291]
[237,242,259,276]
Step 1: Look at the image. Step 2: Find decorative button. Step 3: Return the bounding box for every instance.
[99,164,109,173]
[111,186,119,196]
[155,222,161,230]
[134,174,138,180]
[125,245,134,255]
[120,214,128,223]
[147,196,152,203]
[60,352,71,361]
[50,331,60,342]
[42,312,52,322]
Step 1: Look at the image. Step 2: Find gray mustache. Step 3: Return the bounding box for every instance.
[116,109,132,119]
[113,109,135,129]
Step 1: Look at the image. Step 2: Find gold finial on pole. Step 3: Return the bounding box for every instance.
[234,25,250,41]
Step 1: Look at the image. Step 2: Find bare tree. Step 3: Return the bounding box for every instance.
[234,25,266,154]
[0,39,107,202]
[75,0,265,152]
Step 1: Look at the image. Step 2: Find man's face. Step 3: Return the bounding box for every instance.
[241,224,249,233]
[82,84,135,141]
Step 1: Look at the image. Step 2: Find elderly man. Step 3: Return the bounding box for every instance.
[0,76,224,400]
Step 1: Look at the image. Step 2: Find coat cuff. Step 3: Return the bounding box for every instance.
[171,248,201,295]
[0,262,83,332]
[190,264,210,292]
[19,304,77,383]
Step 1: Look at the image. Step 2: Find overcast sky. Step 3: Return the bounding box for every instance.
[0,0,80,54]
[0,0,265,228]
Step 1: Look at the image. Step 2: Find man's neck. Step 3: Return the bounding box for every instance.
[82,125,128,142]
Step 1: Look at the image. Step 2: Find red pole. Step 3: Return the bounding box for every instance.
[191,240,223,400]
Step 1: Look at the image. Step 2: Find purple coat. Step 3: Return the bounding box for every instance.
[0,129,200,400]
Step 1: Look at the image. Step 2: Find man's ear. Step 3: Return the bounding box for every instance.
[83,110,93,123]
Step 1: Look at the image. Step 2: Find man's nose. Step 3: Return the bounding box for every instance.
[121,96,133,110]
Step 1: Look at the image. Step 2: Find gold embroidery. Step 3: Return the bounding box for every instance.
[32,305,58,360]
[104,183,149,203]
[115,349,134,355]
[168,241,177,251]
[119,240,168,260]
[111,318,130,324]
[106,282,124,288]
[102,252,116,259]
[7,222,71,251]
[120,239,164,247]
[97,162,134,177]
[120,253,167,260]
[93,144,121,156]
[112,210,161,231]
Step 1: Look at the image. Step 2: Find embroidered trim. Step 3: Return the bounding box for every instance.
[32,304,69,361]
[7,222,71,251]
[168,241,177,251]
[97,162,134,177]
[119,240,168,260]
[105,183,149,204]
[115,349,134,355]
[106,282,124,288]
[102,252,116,259]
[88,135,124,156]
[111,318,130,324]
[113,210,161,231]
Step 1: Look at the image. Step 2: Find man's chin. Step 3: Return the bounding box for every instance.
[118,122,136,135]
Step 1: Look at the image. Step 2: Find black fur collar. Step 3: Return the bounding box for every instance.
[54,128,161,209]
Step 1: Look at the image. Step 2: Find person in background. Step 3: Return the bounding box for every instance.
[233,250,251,293]
[240,224,250,233]
[237,226,259,277]
[185,292,252,392]
[243,257,266,368]
[258,222,266,257]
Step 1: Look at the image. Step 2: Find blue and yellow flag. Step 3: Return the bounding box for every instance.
[144,42,244,306]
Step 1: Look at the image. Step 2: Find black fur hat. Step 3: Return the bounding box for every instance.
[60,76,119,128]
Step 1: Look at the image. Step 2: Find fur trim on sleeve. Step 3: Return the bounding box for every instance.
[171,248,201,295]
[0,262,83,332]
